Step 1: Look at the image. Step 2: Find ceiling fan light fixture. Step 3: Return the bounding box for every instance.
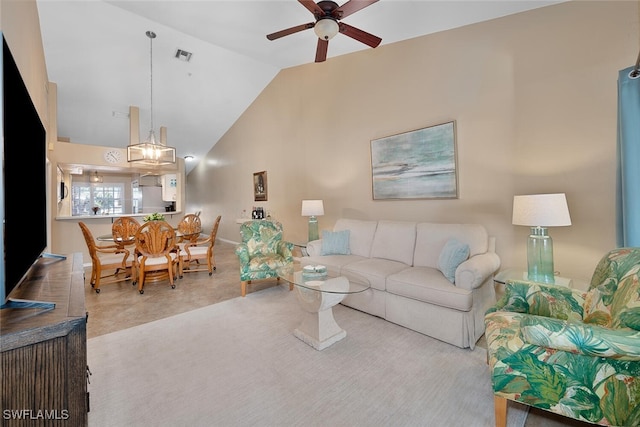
[314,18,339,41]
[265,1,380,63]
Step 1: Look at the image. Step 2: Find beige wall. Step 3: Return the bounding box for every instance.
[186,1,640,282]
[1,0,49,126]
[1,0,54,252]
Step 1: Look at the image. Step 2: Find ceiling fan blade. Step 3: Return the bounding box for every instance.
[333,0,379,20]
[315,39,329,62]
[267,23,315,41]
[299,0,324,17]
[338,22,381,48]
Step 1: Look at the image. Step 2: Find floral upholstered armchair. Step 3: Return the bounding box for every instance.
[485,248,640,427]
[235,220,294,297]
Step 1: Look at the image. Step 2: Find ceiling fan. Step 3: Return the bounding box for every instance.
[266,0,382,63]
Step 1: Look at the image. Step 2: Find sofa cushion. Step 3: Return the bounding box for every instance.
[370,220,416,265]
[321,230,351,255]
[438,238,470,283]
[387,267,473,311]
[342,258,410,291]
[413,223,488,268]
[334,219,378,258]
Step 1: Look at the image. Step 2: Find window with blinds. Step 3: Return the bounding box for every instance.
[71,183,125,216]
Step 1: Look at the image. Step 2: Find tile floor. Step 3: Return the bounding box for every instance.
[85,241,591,427]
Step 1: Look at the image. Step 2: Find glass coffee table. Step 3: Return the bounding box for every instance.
[278,264,370,351]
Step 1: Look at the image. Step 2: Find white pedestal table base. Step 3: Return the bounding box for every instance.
[294,277,348,351]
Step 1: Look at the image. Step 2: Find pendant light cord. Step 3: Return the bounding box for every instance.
[146,31,156,139]
[127,29,175,164]
[150,33,153,132]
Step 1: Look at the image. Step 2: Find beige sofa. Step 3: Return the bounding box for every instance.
[301,219,501,349]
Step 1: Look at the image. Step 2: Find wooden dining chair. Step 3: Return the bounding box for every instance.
[177,213,202,247]
[133,220,179,294]
[78,222,133,293]
[179,215,221,277]
[111,216,140,278]
[111,216,140,250]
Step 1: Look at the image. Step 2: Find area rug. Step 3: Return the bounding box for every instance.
[87,286,528,426]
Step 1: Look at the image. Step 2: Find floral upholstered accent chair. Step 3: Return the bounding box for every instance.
[235,220,294,297]
[485,248,640,427]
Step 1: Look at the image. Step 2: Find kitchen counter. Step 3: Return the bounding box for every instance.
[55,211,182,221]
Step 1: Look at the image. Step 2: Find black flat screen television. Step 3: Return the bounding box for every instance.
[1,35,51,307]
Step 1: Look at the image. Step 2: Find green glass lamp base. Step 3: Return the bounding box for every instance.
[527,226,555,284]
[308,216,319,242]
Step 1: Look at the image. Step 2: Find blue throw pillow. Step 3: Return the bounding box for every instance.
[321,230,351,255]
[438,238,470,283]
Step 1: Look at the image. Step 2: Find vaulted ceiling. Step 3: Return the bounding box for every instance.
[36,0,564,174]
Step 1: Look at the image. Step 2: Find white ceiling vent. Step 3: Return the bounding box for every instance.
[175,49,192,62]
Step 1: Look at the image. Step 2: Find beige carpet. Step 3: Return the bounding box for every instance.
[87,285,528,426]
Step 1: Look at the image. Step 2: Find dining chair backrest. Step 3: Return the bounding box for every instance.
[210,215,221,242]
[134,220,177,258]
[112,216,140,248]
[177,214,202,243]
[79,221,99,260]
[179,215,222,276]
[194,214,221,255]
[133,220,179,294]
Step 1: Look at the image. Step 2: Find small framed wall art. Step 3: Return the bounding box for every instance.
[253,171,267,202]
[370,121,458,200]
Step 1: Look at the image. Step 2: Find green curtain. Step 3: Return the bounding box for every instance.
[616,64,640,247]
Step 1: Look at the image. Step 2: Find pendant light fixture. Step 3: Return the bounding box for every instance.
[90,171,103,183]
[127,30,176,165]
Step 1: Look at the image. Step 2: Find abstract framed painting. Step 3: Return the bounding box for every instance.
[370,121,458,200]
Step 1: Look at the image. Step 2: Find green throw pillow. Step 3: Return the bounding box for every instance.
[321,230,351,255]
[438,238,470,283]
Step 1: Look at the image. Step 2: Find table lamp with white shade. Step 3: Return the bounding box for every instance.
[512,193,572,284]
[301,200,324,242]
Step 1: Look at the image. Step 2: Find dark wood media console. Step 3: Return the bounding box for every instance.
[1,253,87,426]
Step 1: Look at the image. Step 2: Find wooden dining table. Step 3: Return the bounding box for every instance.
[96,229,204,243]
[96,228,205,286]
